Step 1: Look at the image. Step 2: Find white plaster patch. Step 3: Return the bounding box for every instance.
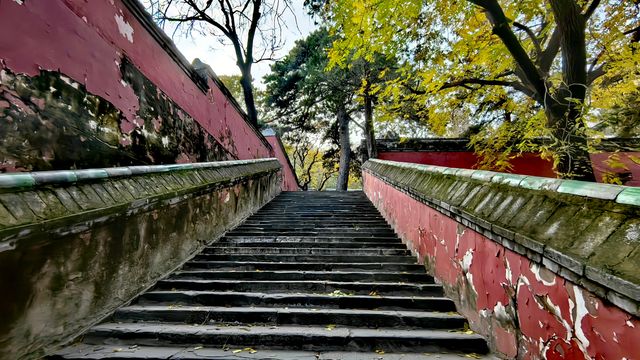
[82,16,88,23]
[0,70,9,84]
[161,136,169,148]
[13,0,24,5]
[59,75,79,89]
[461,249,474,272]
[224,192,230,203]
[530,263,556,286]
[625,223,640,243]
[140,128,158,140]
[114,14,134,43]
[542,295,573,341]
[120,79,128,87]
[505,257,512,285]
[99,126,114,134]
[573,286,590,348]
[493,301,511,322]
[626,320,635,328]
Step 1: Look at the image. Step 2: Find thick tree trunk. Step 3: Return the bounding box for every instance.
[239,69,259,128]
[546,0,595,181]
[363,93,377,161]
[336,105,351,191]
[546,107,596,181]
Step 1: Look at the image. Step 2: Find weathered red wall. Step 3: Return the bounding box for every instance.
[0,0,298,186]
[591,152,640,186]
[378,151,640,185]
[363,173,640,359]
[265,135,299,191]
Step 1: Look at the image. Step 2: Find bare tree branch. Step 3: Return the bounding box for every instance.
[513,21,543,58]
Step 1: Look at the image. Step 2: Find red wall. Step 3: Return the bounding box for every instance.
[363,172,639,359]
[265,135,299,191]
[379,151,640,185]
[0,0,298,187]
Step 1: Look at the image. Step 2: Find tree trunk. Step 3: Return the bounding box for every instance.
[363,91,377,161]
[546,107,596,181]
[336,105,351,191]
[546,0,595,181]
[239,69,259,128]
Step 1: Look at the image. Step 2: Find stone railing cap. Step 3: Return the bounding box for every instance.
[0,158,279,191]
[367,159,639,207]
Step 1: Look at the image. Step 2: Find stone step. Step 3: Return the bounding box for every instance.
[252,212,383,217]
[54,191,490,358]
[136,291,457,312]
[53,344,495,359]
[258,208,380,213]
[181,261,424,272]
[248,214,386,219]
[221,235,401,243]
[241,220,390,226]
[80,323,489,354]
[226,230,397,237]
[191,254,416,264]
[213,241,406,249]
[167,270,434,283]
[261,202,377,206]
[200,247,410,256]
[113,306,466,330]
[234,225,392,231]
[154,279,444,296]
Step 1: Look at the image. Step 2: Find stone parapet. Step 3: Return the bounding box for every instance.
[363,159,640,315]
[0,159,281,358]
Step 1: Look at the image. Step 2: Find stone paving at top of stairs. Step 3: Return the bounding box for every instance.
[52,191,492,359]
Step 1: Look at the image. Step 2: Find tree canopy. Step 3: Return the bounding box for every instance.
[317,0,640,180]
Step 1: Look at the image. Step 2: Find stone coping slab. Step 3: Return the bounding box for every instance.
[0,159,276,190]
[363,159,640,316]
[0,159,281,240]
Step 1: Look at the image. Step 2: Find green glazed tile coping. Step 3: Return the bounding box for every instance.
[455,169,477,178]
[366,159,638,207]
[617,187,640,206]
[492,173,524,187]
[557,180,623,200]
[104,168,133,177]
[470,170,496,182]
[32,171,78,185]
[0,174,36,189]
[75,169,110,181]
[519,176,563,191]
[0,159,279,191]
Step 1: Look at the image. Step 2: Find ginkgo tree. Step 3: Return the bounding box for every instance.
[316,0,640,180]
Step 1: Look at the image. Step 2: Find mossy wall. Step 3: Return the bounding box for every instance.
[363,159,640,359]
[0,159,281,359]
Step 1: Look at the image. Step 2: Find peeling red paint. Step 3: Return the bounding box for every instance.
[364,172,640,359]
[0,0,267,159]
[0,0,299,185]
[264,134,299,191]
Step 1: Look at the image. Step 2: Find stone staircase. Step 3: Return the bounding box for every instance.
[54,191,491,359]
